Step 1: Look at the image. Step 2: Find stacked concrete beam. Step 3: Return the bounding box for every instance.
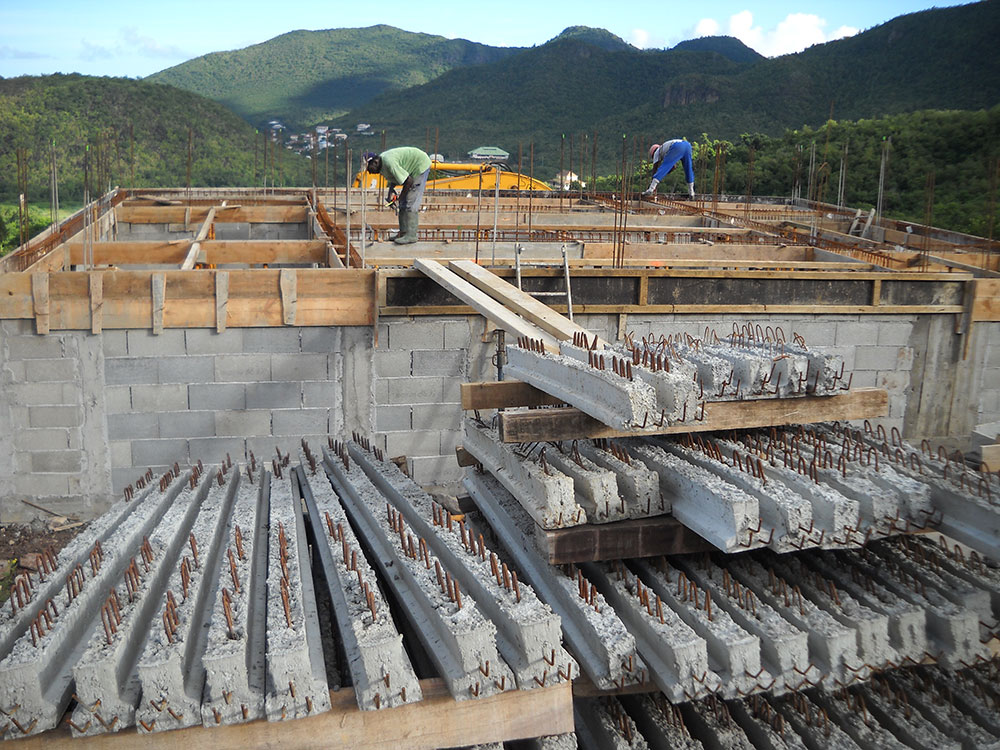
[465,471,643,691]
[543,447,623,525]
[134,466,241,733]
[321,444,515,701]
[348,442,576,691]
[295,459,421,711]
[577,441,664,520]
[0,468,191,739]
[463,419,587,529]
[727,697,812,750]
[69,468,215,736]
[618,694,705,750]
[200,466,268,726]
[574,697,651,750]
[583,561,720,701]
[261,466,331,721]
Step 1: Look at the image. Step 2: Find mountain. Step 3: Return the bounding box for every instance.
[147,25,520,128]
[330,2,999,174]
[0,74,313,214]
[551,26,634,52]
[672,36,764,63]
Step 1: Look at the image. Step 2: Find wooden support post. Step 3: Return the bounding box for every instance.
[89,271,103,334]
[181,206,217,270]
[215,271,229,333]
[280,268,297,325]
[871,278,882,307]
[151,272,165,334]
[31,272,50,335]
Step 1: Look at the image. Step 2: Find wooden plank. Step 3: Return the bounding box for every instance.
[413,259,560,352]
[542,515,713,565]
[498,388,889,442]
[461,381,566,410]
[4,679,571,750]
[972,279,1000,322]
[89,272,103,334]
[280,268,297,325]
[181,206,217,270]
[116,205,308,224]
[982,443,1000,467]
[65,240,328,267]
[151,273,165,333]
[31,272,49,334]
[448,260,599,344]
[215,271,229,332]
[0,274,33,317]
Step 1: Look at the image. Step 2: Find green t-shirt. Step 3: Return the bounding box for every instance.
[379,147,432,186]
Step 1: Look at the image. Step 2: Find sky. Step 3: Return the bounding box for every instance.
[0,0,973,79]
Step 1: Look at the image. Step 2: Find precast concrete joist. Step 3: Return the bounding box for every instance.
[0,467,192,740]
[262,464,331,722]
[576,441,664,521]
[464,471,642,692]
[320,444,515,702]
[346,442,576,692]
[295,460,421,711]
[135,464,242,734]
[200,467,269,726]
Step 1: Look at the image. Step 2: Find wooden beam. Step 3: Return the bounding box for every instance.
[31,272,50,334]
[448,260,599,344]
[497,388,889,442]
[181,206,217,270]
[280,268,297,325]
[116,205,308,224]
[66,240,329,267]
[413,259,560,352]
[461,381,566,410]
[151,273,166,333]
[541,515,713,565]
[89,272,103,334]
[3,679,572,749]
[973,279,1000,322]
[215,271,229,332]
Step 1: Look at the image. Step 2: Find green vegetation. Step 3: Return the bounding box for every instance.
[672,36,764,63]
[147,25,520,128]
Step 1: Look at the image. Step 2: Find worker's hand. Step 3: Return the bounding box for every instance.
[643,178,659,196]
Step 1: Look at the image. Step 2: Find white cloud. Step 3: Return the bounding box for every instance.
[690,10,860,57]
[119,27,188,59]
[0,46,50,60]
[630,28,651,48]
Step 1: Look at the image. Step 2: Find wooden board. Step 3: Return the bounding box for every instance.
[66,240,328,267]
[116,205,308,224]
[497,388,889,442]
[3,679,571,749]
[542,514,713,565]
[461,380,567,410]
[973,279,1000,322]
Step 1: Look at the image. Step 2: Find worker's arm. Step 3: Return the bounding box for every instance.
[397,175,414,201]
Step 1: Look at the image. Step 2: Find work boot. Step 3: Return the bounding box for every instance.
[394,211,419,245]
[391,211,405,241]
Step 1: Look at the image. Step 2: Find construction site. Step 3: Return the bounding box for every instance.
[1,173,999,750]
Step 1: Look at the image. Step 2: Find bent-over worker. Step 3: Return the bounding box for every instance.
[642,139,695,198]
[363,147,432,245]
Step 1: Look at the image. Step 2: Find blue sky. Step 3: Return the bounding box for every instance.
[0,0,972,78]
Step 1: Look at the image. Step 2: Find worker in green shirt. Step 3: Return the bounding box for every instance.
[363,147,432,245]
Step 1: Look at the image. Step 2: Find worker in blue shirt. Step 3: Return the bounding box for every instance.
[642,140,696,198]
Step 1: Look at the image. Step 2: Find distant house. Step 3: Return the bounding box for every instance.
[553,170,583,191]
[468,146,509,162]
[356,123,371,132]
[315,125,329,135]
[333,133,348,142]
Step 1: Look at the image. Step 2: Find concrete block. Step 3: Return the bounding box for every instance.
[242,327,301,353]
[302,381,340,408]
[849,370,878,389]
[386,376,443,405]
[835,322,879,347]
[107,412,159,440]
[214,354,271,383]
[855,346,901,372]
[7,382,78,406]
[189,383,246,411]
[188,436,247,463]
[13,472,70,498]
[441,377,462,404]
[443,319,471,349]
[215,409,272,436]
[877,322,914,346]
[127,328,187,357]
[29,405,83,429]
[109,440,132,468]
[247,381,301,409]
[412,349,465,377]
[6,335,65,360]
[300,327,340,353]
[387,320,443,350]
[31,450,82,473]
[271,408,329,436]
[384,430,442,458]
[131,383,189,412]
[105,357,159,385]
[111,467,140,495]
[25,358,77,383]
[157,356,215,384]
[14,428,71,452]
[105,385,132,413]
[878,371,909,393]
[410,403,460,431]
[439,431,460,455]
[894,346,914,371]
[409,454,462,485]
[374,378,389,404]
[376,405,411,432]
[158,410,216,439]
[374,350,411,378]
[99,330,128,357]
[270,353,328,381]
[4,360,27,382]
[131,438,188,467]
[184,328,245,355]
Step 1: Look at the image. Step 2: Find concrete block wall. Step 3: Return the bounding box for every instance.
[976,320,1000,426]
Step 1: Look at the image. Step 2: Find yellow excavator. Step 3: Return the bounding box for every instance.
[353,161,551,192]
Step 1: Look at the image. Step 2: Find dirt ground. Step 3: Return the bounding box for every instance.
[0,520,88,605]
